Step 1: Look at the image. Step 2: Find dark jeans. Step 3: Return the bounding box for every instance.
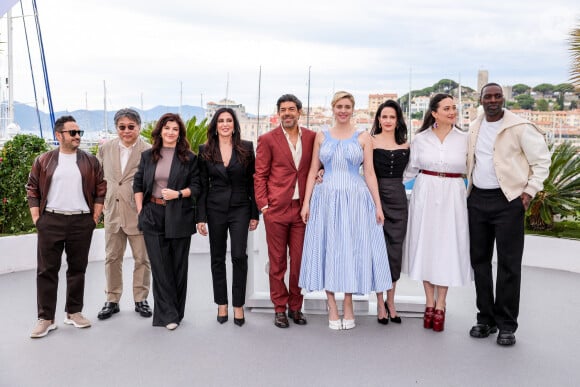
[468,187,525,332]
[36,212,95,320]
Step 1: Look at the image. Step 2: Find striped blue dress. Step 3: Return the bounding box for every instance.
[299,130,392,295]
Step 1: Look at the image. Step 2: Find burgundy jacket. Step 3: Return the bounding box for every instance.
[254,126,315,215]
[26,148,107,214]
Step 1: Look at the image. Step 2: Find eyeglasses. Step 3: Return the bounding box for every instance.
[60,130,84,137]
[118,125,137,131]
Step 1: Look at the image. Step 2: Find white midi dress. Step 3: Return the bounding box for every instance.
[402,127,472,287]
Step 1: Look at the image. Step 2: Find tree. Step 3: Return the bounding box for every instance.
[536,99,549,111]
[532,83,554,94]
[512,84,530,95]
[515,94,535,110]
[0,134,49,234]
[570,100,578,110]
[570,21,580,86]
[527,142,580,230]
[554,83,575,93]
[185,116,208,153]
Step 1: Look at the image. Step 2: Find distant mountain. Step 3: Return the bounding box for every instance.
[14,103,205,138]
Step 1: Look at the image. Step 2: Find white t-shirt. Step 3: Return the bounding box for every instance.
[473,118,502,189]
[45,152,90,212]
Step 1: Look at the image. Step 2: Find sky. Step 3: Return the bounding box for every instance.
[2,0,578,117]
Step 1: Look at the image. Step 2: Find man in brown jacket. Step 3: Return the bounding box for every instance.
[96,108,152,320]
[26,115,106,338]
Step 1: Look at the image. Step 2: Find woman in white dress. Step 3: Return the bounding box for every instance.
[403,93,472,332]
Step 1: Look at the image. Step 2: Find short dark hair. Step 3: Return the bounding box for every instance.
[54,115,76,133]
[276,94,302,112]
[480,82,502,96]
[114,108,141,126]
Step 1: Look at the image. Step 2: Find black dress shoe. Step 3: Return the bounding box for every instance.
[274,312,289,328]
[377,317,389,325]
[135,301,152,318]
[97,302,119,320]
[288,310,307,325]
[217,314,228,324]
[497,330,516,346]
[469,323,498,338]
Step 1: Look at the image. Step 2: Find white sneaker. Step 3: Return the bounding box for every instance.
[166,323,178,330]
[30,319,57,338]
[64,312,91,328]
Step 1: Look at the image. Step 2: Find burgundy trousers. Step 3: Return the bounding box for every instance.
[263,200,305,313]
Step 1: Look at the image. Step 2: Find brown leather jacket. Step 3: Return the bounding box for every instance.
[26,148,107,214]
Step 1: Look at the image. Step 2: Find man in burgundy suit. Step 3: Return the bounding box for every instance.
[254,94,316,328]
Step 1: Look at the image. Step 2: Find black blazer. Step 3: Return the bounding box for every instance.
[197,140,259,222]
[134,148,200,238]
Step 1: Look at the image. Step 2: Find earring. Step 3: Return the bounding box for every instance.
[433,122,439,129]
[378,123,382,129]
[215,130,218,136]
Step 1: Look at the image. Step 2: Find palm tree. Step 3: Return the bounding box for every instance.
[527,141,580,230]
[570,21,580,86]
[185,116,208,154]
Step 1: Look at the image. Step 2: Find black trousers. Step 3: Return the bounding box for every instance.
[142,203,190,327]
[36,212,95,320]
[207,205,250,307]
[467,187,525,332]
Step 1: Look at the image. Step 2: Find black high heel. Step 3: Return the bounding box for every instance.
[217,305,228,324]
[234,307,245,327]
[377,301,389,325]
[385,301,402,324]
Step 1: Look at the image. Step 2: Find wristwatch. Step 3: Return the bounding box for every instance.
[178,190,183,199]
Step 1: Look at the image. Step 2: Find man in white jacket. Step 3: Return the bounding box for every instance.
[466,83,550,346]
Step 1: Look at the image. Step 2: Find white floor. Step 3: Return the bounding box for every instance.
[1,253,579,387]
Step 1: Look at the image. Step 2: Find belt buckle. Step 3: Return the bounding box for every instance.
[437,172,445,178]
[162,198,166,206]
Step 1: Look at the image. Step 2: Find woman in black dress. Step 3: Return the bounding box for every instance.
[196,108,259,327]
[371,100,409,324]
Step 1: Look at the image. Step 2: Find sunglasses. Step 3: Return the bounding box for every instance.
[118,125,137,131]
[60,130,84,137]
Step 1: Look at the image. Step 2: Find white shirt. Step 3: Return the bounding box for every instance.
[119,141,137,175]
[46,152,90,212]
[472,118,502,189]
[282,127,303,200]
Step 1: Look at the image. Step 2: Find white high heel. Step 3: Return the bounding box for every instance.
[328,319,343,330]
[342,319,356,330]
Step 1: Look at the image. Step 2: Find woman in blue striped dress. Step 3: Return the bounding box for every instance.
[299,91,392,330]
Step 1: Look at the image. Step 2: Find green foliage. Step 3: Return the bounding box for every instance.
[532,83,554,94]
[527,141,580,230]
[554,83,575,93]
[512,84,530,95]
[0,134,49,234]
[526,220,580,240]
[570,100,578,110]
[411,111,424,120]
[536,99,549,111]
[88,143,99,156]
[141,121,155,144]
[570,22,580,87]
[515,94,535,110]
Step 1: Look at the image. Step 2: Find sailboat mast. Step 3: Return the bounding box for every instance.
[103,80,107,132]
[7,10,13,125]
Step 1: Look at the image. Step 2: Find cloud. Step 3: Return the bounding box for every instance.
[4,0,578,118]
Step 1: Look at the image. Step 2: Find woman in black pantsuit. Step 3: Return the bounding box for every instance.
[196,107,259,327]
[134,113,200,330]
[371,100,409,324]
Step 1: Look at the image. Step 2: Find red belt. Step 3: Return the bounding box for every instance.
[420,169,465,178]
[150,197,166,206]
